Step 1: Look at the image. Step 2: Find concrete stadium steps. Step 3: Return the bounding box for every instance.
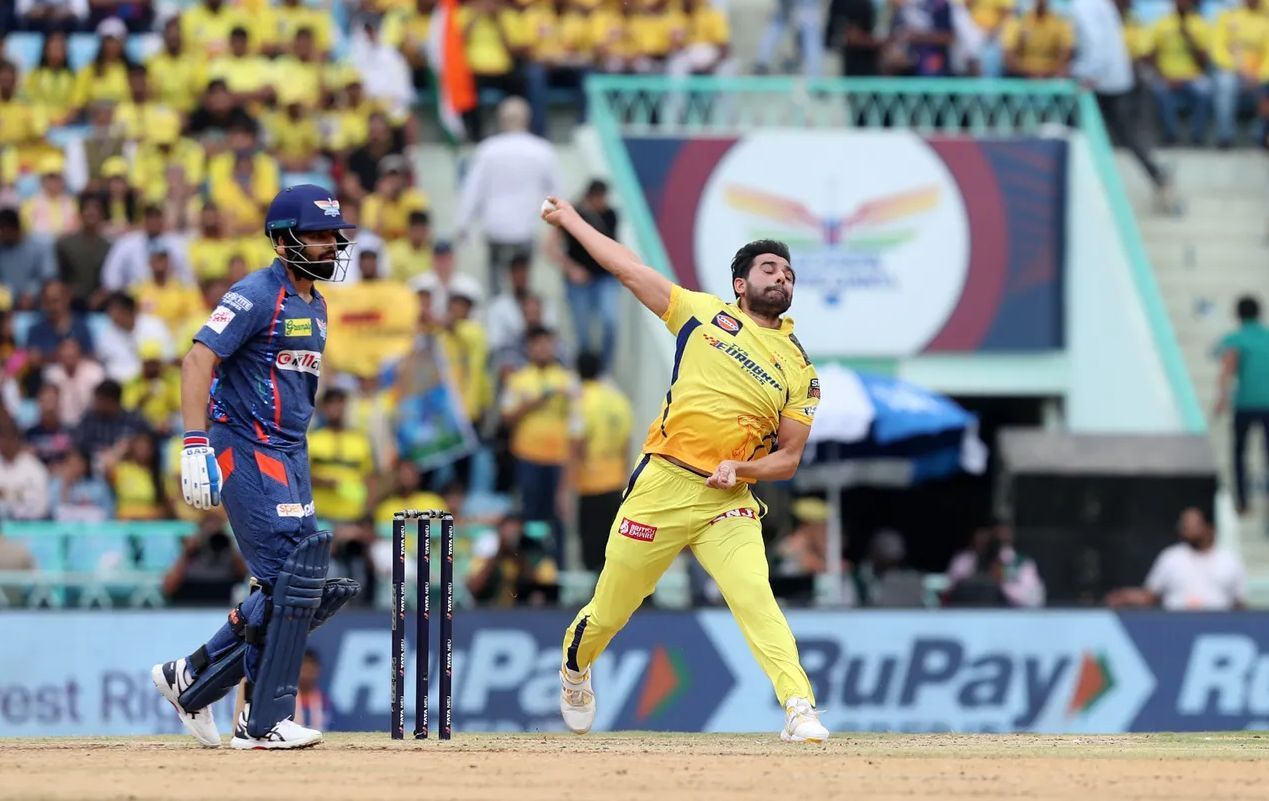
[1117,148,1269,596]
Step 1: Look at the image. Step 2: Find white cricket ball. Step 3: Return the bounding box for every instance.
[540,198,557,216]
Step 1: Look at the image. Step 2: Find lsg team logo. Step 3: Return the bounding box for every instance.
[695,131,972,357]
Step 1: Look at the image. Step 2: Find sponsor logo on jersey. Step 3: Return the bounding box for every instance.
[803,406,817,418]
[276,350,322,376]
[276,502,316,518]
[205,306,236,334]
[314,198,341,217]
[284,318,313,337]
[712,312,742,334]
[221,291,254,312]
[807,378,820,399]
[701,333,784,391]
[708,508,757,525]
[618,517,657,542]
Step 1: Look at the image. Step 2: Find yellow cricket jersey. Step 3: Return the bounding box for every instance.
[630,11,676,57]
[0,98,47,147]
[1002,12,1074,75]
[1212,7,1269,76]
[206,55,272,97]
[131,139,206,204]
[122,372,182,432]
[134,280,205,335]
[1150,13,1213,80]
[146,52,209,113]
[502,364,581,465]
[523,6,595,62]
[968,0,1015,32]
[270,57,324,108]
[383,9,432,52]
[182,5,267,57]
[266,112,322,162]
[386,240,433,281]
[114,460,165,520]
[577,379,633,496]
[362,189,430,240]
[188,235,240,280]
[112,103,176,143]
[265,4,335,53]
[460,8,524,75]
[643,286,819,482]
[22,68,77,124]
[309,427,375,522]
[1123,13,1152,60]
[686,6,730,46]
[72,63,130,108]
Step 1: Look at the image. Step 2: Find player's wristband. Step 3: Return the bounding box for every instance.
[184,430,209,448]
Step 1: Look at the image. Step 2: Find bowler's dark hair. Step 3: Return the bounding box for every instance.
[729,240,792,298]
[1237,295,1260,323]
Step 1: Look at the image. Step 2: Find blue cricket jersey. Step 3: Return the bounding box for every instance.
[193,260,328,451]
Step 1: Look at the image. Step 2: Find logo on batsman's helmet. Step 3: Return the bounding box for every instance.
[265,184,356,236]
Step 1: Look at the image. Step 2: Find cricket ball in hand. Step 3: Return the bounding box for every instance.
[541,198,557,216]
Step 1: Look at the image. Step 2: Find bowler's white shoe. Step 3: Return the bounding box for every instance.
[151,659,221,747]
[559,665,596,734]
[781,697,829,743]
[230,707,322,750]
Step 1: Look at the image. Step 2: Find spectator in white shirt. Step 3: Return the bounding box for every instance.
[945,519,1046,608]
[96,292,173,383]
[349,21,414,123]
[42,338,106,426]
[456,97,562,293]
[1070,0,1176,215]
[1107,507,1246,611]
[0,424,50,520]
[100,205,193,291]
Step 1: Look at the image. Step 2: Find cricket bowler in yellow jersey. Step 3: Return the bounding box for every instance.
[540,196,828,743]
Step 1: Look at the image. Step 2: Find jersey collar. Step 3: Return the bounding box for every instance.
[270,259,324,302]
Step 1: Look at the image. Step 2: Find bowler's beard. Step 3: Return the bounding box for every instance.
[745,284,791,318]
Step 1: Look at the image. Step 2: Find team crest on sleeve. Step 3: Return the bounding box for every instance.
[807,378,821,399]
[316,318,327,340]
[313,198,341,217]
[712,312,743,335]
[205,306,235,333]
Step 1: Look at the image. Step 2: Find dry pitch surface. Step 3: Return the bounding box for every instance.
[1,732,1267,801]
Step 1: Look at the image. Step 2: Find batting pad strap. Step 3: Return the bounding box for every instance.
[246,530,332,738]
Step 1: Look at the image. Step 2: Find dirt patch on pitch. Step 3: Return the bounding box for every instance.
[1,733,1266,801]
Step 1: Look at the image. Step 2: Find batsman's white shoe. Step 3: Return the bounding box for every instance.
[230,707,322,750]
[781,697,829,743]
[151,659,221,747]
[560,665,596,735]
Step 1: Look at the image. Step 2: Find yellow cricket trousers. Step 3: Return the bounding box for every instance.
[562,455,814,706]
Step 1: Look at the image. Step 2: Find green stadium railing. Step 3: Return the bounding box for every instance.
[585,75,1205,434]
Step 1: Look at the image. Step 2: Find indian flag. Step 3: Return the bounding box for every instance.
[427,0,477,142]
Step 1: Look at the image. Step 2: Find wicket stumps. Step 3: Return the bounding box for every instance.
[391,509,454,741]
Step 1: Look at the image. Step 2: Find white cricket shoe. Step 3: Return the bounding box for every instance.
[781,697,829,743]
[230,706,323,750]
[559,665,596,734]
[151,659,221,747]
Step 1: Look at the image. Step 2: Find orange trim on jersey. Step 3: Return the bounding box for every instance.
[217,448,235,482]
[254,450,289,486]
[253,420,268,442]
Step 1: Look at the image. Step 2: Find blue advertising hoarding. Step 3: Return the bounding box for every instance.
[3,610,1268,737]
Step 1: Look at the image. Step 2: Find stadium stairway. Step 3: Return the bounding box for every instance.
[1117,148,1269,601]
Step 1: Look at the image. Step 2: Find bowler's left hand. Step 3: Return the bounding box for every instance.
[706,460,738,489]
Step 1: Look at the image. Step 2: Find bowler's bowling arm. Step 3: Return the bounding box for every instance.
[556,211,672,319]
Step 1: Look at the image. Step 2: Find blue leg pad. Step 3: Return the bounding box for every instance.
[245,531,331,738]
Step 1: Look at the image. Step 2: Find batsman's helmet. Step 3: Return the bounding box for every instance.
[264,184,357,282]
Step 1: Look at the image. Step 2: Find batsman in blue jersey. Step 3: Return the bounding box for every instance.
[151,185,358,749]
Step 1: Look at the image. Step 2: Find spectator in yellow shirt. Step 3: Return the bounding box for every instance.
[1001,0,1074,78]
[265,0,335,57]
[122,340,182,436]
[443,283,492,427]
[23,31,78,126]
[267,96,324,172]
[1148,0,1214,144]
[310,389,378,524]
[269,27,325,111]
[0,61,51,173]
[21,154,78,238]
[207,26,275,110]
[134,246,203,338]
[374,458,445,527]
[1211,0,1268,147]
[593,1,639,72]
[363,155,430,240]
[629,0,678,72]
[570,351,633,572]
[461,0,528,139]
[130,114,206,207]
[666,0,736,77]
[105,431,170,521]
[523,0,594,134]
[207,119,280,234]
[384,0,435,88]
[962,0,1015,76]
[113,65,175,144]
[500,326,580,561]
[387,210,435,281]
[148,17,209,115]
[182,0,265,59]
[187,204,238,281]
[72,18,133,110]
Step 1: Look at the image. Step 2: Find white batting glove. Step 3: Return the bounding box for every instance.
[181,431,223,509]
